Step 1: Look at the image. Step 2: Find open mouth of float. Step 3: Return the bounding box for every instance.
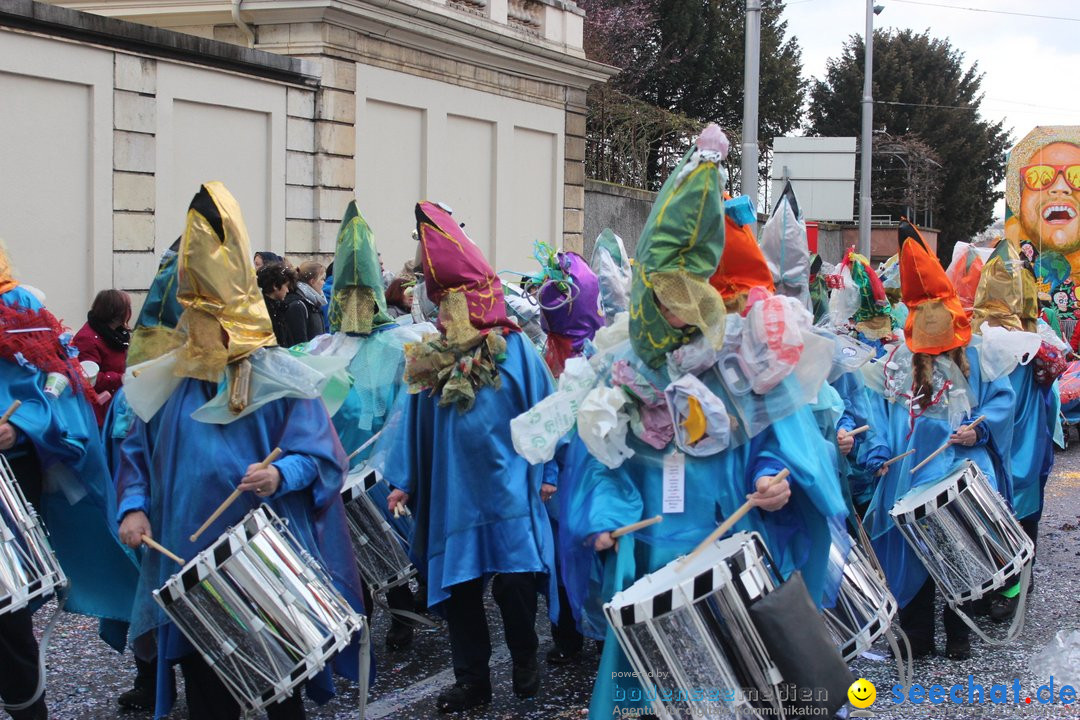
[1043,204,1078,223]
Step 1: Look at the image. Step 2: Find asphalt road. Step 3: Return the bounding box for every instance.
[29,443,1080,719]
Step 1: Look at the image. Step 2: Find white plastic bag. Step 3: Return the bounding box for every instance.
[759,181,810,308]
[827,265,860,329]
[739,292,809,394]
[978,322,1041,381]
[576,386,634,469]
[510,357,598,464]
[665,374,731,457]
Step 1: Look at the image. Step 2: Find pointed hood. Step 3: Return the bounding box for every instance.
[629,124,728,368]
[709,194,774,312]
[590,228,631,320]
[0,243,16,296]
[972,240,1026,332]
[900,220,970,354]
[127,239,184,365]
[174,182,277,381]
[329,201,394,334]
[415,201,517,342]
[533,246,604,375]
[843,248,893,332]
[759,180,811,307]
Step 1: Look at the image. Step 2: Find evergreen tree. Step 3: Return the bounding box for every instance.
[808,29,1011,262]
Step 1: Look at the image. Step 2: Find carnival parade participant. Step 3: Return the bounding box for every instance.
[971,240,1058,621]
[0,243,140,720]
[528,245,605,664]
[383,201,560,713]
[863,220,1015,661]
[305,200,430,651]
[533,126,848,718]
[114,182,365,719]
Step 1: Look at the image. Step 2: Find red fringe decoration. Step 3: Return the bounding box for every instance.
[544,332,575,379]
[0,302,95,401]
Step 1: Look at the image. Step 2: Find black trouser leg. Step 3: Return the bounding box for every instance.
[386,583,416,619]
[899,577,936,649]
[491,573,539,668]
[551,582,583,655]
[1020,515,1040,569]
[179,654,304,720]
[445,578,492,687]
[0,608,45,720]
[943,601,970,641]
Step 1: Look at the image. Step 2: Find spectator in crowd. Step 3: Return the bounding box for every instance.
[72,289,132,426]
[296,261,328,338]
[253,250,283,270]
[258,262,302,347]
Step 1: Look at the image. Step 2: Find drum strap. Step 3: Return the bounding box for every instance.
[950,563,1031,646]
[356,619,371,720]
[385,606,438,628]
[884,627,913,690]
[1,591,66,713]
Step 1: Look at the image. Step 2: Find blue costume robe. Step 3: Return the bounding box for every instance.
[557,350,849,719]
[864,345,1015,607]
[832,371,892,509]
[0,287,138,646]
[115,376,365,716]
[1007,364,1056,522]
[385,331,560,612]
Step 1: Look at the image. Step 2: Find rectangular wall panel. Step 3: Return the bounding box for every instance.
[508,126,557,270]
[445,115,496,259]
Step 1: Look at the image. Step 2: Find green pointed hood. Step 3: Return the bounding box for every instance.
[629,124,728,367]
[329,201,394,334]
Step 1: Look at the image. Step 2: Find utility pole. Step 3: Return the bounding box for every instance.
[858,2,883,257]
[741,0,761,209]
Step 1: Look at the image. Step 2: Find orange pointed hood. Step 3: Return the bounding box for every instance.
[709,216,773,309]
[900,220,970,354]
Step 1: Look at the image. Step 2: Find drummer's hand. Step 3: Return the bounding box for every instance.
[387,488,409,514]
[0,422,16,451]
[238,463,282,498]
[119,511,152,550]
[749,474,791,512]
[950,424,978,447]
[875,464,889,477]
[540,483,557,502]
[837,429,855,456]
[593,531,615,552]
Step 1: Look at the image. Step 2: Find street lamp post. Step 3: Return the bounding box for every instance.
[858,2,883,257]
[741,0,761,209]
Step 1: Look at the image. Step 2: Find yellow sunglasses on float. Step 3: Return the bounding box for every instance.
[1021,164,1080,192]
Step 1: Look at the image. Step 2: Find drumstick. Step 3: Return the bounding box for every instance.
[347,430,384,462]
[611,515,663,539]
[142,536,184,565]
[0,400,21,425]
[843,424,870,437]
[909,415,986,475]
[679,469,791,569]
[880,449,915,470]
[190,447,283,542]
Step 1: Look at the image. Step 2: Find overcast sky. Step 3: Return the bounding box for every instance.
[784,0,1080,222]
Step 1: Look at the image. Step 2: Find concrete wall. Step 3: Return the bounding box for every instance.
[582,179,655,259]
[816,224,939,267]
[0,0,610,328]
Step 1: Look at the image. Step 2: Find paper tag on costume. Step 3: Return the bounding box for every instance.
[662,451,685,513]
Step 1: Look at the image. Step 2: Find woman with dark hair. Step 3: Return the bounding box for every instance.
[257,262,303,347]
[253,250,283,270]
[73,288,132,425]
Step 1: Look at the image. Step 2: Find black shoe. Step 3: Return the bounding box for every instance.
[386,620,414,651]
[945,635,971,660]
[989,594,1019,623]
[545,647,582,666]
[436,683,492,713]
[968,596,993,617]
[512,661,541,699]
[117,657,156,711]
[898,637,934,661]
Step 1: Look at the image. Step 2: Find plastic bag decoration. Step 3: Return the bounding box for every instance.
[590,228,632,322]
[899,219,971,355]
[329,201,394,335]
[174,182,277,383]
[829,249,893,339]
[945,242,992,315]
[709,195,774,313]
[759,180,811,308]
[664,373,732,456]
[629,124,729,368]
[738,287,810,394]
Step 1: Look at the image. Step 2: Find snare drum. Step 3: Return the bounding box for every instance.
[604,532,784,720]
[0,454,67,615]
[823,539,897,662]
[154,505,364,715]
[890,460,1033,606]
[341,464,416,596]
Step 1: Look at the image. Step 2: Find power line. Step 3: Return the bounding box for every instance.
[876,100,976,111]
[890,0,1080,23]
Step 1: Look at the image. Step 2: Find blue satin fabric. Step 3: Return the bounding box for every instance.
[1008,365,1056,521]
[832,371,892,507]
[1,288,138,645]
[555,350,849,719]
[114,377,364,715]
[864,345,1015,608]
[384,332,560,614]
